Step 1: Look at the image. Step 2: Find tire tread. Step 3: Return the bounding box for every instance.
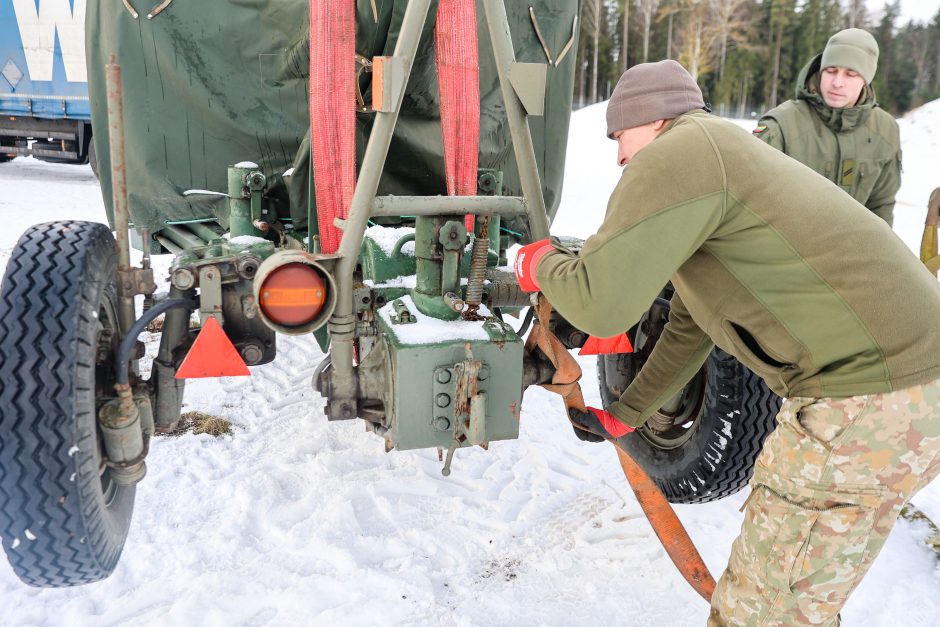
[0,221,133,587]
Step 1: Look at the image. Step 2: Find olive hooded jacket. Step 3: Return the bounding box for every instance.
[755,54,901,225]
[536,111,940,429]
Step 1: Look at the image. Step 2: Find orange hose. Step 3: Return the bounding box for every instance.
[528,295,717,602]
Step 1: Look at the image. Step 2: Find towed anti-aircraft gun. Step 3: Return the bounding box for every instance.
[0,0,780,589]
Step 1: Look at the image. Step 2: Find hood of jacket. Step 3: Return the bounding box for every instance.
[795,53,878,133]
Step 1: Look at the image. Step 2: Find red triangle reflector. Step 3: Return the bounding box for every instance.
[175,316,250,379]
[579,333,634,356]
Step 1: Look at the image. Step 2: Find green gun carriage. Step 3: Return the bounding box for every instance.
[0,0,779,587]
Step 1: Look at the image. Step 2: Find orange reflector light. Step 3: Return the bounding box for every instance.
[176,316,250,379]
[259,263,327,327]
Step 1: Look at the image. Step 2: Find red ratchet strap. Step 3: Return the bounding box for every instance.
[309,0,356,254]
[435,0,480,231]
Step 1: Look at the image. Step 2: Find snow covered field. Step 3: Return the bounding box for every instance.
[0,101,938,625]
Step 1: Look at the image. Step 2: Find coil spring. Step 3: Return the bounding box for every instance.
[463,217,490,318]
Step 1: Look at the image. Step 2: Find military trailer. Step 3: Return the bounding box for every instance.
[0,0,780,587]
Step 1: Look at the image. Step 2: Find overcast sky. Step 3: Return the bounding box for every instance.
[866,0,939,24]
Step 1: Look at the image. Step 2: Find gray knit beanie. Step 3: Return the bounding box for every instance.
[606,60,705,138]
[821,28,879,84]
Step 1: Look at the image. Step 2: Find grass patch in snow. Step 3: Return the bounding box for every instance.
[147,316,201,333]
[900,503,940,557]
[163,411,233,438]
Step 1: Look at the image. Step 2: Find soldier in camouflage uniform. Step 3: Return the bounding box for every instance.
[715,388,940,625]
[754,29,901,226]
[513,60,940,625]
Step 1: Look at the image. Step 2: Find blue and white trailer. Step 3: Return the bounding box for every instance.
[0,0,92,165]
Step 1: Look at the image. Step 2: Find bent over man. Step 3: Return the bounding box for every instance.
[754,28,901,225]
[515,59,940,626]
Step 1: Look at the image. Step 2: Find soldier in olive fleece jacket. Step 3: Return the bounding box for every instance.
[540,108,939,429]
[755,29,901,225]
[519,60,940,626]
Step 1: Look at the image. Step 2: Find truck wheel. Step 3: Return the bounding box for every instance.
[0,221,135,587]
[89,140,99,179]
[597,305,781,505]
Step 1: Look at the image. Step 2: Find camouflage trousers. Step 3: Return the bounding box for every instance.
[709,377,940,626]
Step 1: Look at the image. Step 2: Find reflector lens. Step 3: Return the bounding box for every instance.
[259,263,327,327]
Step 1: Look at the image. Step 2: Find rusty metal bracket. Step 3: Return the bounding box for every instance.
[147,0,173,19]
[355,54,374,113]
[197,265,224,325]
[118,267,157,298]
[120,0,173,20]
[527,9,577,67]
[528,7,554,65]
[121,0,139,19]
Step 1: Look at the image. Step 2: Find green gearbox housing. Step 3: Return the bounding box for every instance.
[362,297,523,452]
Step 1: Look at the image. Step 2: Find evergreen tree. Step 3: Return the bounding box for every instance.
[570,0,940,115]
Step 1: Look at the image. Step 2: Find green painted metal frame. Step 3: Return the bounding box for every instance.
[325,0,552,416]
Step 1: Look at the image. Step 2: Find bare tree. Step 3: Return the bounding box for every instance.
[675,0,719,80]
[581,0,603,103]
[592,0,602,102]
[768,0,796,108]
[710,0,750,80]
[658,2,683,59]
[667,11,674,57]
[635,0,661,62]
[622,0,631,70]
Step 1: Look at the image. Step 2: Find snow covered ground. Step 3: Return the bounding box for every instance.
[0,101,938,625]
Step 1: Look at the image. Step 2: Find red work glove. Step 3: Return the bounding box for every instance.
[568,406,635,443]
[514,239,553,292]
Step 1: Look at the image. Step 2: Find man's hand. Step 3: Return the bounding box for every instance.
[514,239,553,292]
[568,406,635,443]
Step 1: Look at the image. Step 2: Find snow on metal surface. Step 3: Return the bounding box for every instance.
[377,295,492,344]
[229,235,269,246]
[365,224,416,257]
[363,275,417,289]
[183,189,228,197]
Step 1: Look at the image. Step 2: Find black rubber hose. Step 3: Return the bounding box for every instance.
[516,306,535,337]
[116,298,195,386]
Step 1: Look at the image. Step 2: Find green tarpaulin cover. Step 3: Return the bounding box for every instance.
[87,0,579,240]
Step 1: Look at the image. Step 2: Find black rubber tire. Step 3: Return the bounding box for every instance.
[88,139,99,179]
[598,347,782,504]
[0,221,135,587]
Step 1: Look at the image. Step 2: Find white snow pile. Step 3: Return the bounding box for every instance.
[0,99,938,625]
[229,235,270,246]
[365,224,417,257]
[377,295,493,344]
